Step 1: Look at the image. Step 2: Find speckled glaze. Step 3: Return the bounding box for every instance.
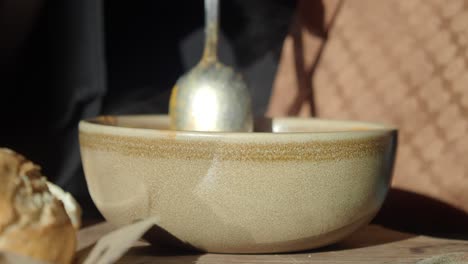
[79,115,397,253]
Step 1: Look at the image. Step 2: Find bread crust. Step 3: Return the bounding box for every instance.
[0,148,77,264]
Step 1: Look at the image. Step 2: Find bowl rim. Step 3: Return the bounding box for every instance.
[79,114,397,139]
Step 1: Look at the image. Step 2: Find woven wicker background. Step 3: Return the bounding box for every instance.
[269,0,468,212]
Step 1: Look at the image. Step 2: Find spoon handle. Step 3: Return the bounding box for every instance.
[202,0,219,62]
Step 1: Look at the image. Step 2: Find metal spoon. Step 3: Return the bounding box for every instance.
[169,0,253,132]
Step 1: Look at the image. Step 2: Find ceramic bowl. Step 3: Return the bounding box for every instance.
[79,115,397,253]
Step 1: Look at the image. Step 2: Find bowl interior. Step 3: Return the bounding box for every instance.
[88,115,393,134]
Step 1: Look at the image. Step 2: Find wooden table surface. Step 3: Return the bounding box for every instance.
[76,223,468,264]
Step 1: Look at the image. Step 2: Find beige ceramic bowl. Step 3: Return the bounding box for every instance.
[79,115,397,253]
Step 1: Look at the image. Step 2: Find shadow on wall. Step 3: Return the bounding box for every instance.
[373,188,468,239]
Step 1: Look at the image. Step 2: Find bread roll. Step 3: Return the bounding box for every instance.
[0,148,76,264]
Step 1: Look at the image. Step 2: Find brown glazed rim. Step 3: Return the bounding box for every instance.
[79,115,397,162]
[79,115,397,136]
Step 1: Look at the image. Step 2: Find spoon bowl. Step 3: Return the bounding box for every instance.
[170,61,253,132]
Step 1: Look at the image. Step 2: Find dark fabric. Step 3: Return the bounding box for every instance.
[0,0,107,216]
[0,0,296,217]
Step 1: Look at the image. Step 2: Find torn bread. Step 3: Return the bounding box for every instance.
[0,148,77,264]
[46,182,81,230]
